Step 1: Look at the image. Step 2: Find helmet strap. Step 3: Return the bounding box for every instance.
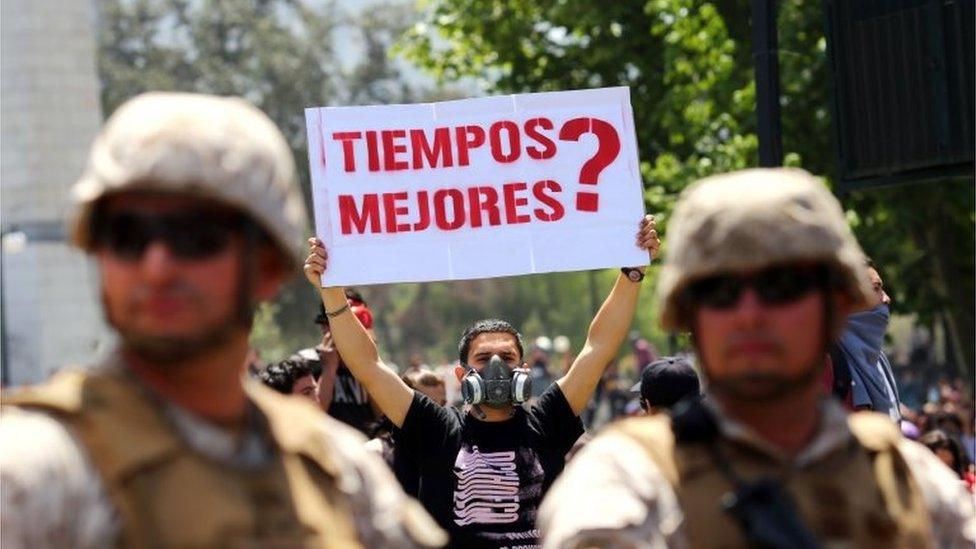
[235,222,259,328]
[820,267,838,352]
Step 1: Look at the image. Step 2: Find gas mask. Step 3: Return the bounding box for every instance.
[460,355,532,408]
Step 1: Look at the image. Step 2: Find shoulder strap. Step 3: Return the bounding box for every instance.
[245,381,343,475]
[608,415,680,486]
[848,412,934,541]
[847,411,901,451]
[1,369,88,412]
[246,381,362,548]
[3,368,180,548]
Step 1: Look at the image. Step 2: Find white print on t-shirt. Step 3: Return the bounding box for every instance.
[333,374,368,404]
[453,446,521,526]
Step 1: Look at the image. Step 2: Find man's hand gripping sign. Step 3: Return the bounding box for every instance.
[305,86,646,285]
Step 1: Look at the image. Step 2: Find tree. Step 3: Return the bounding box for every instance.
[96,0,434,361]
[401,0,975,376]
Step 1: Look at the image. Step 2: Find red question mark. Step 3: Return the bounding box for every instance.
[558,117,621,212]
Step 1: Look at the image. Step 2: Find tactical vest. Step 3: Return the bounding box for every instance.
[2,368,364,548]
[612,412,934,548]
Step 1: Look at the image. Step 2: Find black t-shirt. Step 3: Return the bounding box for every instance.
[293,348,376,436]
[396,382,584,549]
[327,364,376,436]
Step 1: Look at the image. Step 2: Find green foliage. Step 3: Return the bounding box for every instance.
[399,0,762,354]
[96,0,427,361]
[96,0,973,374]
[249,302,309,363]
[401,0,975,374]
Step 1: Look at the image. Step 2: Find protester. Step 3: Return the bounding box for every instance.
[304,215,659,548]
[630,356,701,415]
[828,258,902,420]
[539,168,975,547]
[294,296,379,434]
[0,92,443,548]
[259,358,318,403]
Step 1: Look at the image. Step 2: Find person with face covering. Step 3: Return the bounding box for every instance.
[828,259,902,421]
[304,217,659,548]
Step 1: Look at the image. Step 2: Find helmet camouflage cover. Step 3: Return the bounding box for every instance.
[68,91,308,268]
[657,168,874,331]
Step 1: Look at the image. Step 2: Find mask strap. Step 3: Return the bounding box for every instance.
[235,222,258,327]
[470,404,487,420]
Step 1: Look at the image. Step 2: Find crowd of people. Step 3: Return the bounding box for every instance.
[1,91,973,548]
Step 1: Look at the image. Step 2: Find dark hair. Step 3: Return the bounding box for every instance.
[402,369,444,389]
[344,287,365,305]
[457,319,524,365]
[259,358,312,394]
[918,429,967,478]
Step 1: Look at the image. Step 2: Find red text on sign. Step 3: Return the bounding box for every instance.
[337,181,565,235]
[331,118,558,173]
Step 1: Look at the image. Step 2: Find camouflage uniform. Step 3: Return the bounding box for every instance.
[538,169,976,548]
[0,92,445,548]
[539,398,975,548]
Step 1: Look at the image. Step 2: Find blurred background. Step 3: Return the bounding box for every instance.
[1,0,972,407]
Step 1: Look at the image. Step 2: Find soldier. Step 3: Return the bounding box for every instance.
[0,92,444,548]
[539,168,975,548]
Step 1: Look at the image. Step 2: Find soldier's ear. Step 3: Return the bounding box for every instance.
[454,365,466,382]
[254,245,290,301]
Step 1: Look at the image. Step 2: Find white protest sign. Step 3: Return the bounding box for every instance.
[305,86,646,286]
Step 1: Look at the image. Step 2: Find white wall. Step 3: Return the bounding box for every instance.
[1,0,111,385]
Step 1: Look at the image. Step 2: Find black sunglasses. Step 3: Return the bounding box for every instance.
[93,210,246,261]
[683,264,829,310]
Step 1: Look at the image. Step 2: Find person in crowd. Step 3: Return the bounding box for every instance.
[899,369,926,411]
[528,341,555,400]
[259,358,318,403]
[293,295,379,434]
[0,92,444,548]
[630,356,701,415]
[405,353,430,376]
[962,413,976,465]
[304,216,659,548]
[919,429,970,489]
[828,258,902,420]
[539,168,974,548]
[403,368,448,407]
[632,336,657,372]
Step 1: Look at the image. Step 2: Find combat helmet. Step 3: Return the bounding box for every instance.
[657,168,874,331]
[68,91,307,268]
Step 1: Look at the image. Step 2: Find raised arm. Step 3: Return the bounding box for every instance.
[556,215,659,415]
[303,238,414,427]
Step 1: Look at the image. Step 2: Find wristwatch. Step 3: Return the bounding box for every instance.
[621,267,645,283]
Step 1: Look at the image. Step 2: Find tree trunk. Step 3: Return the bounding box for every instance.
[922,197,974,381]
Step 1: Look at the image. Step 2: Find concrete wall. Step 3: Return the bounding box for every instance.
[1,0,111,384]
